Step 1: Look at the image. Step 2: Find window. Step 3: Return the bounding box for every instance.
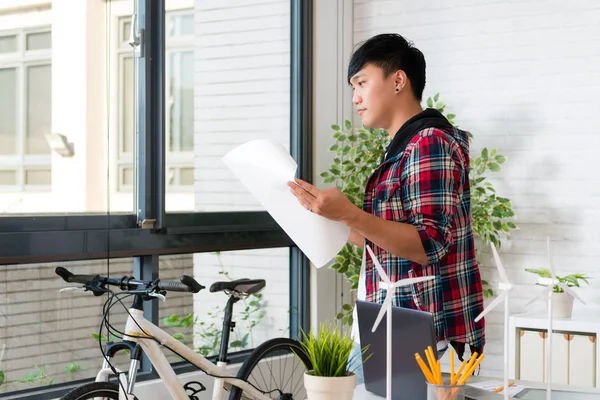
[160,248,291,360]
[0,0,311,397]
[0,29,52,192]
[166,0,292,213]
[117,10,194,195]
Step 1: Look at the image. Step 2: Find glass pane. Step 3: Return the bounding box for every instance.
[168,50,193,153]
[26,32,51,51]
[121,166,134,187]
[0,258,133,393]
[122,21,131,43]
[167,1,291,212]
[25,64,51,155]
[169,13,194,37]
[0,35,17,53]
[180,167,194,186]
[24,169,51,186]
[160,248,290,361]
[0,4,134,213]
[121,56,134,153]
[0,170,17,186]
[158,254,195,364]
[0,68,17,155]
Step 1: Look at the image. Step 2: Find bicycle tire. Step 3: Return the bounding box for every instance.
[229,337,312,400]
[59,381,139,400]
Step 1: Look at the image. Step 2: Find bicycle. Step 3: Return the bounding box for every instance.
[54,266,312,400]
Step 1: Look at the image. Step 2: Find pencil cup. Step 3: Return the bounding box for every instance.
[427,383,467,400]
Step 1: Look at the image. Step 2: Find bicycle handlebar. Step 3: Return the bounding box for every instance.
[55,266,204,293]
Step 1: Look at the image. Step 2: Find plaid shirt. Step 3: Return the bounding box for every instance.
[363,126,485,355]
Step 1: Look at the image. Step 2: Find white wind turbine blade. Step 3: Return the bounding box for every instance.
[491,242,510,284]
[474,290,508,323]
[372,292,393,332]
[558,283,586,305]
[523,285,553,309]
[366,245,391,284]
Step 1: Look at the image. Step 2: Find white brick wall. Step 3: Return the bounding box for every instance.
[353,0,600,377]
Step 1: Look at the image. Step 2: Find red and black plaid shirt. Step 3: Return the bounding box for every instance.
[363,125,485,357]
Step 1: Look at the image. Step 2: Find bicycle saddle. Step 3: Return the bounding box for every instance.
[209,278,266,295]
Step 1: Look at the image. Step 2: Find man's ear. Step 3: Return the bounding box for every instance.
[393,70,408,89]
[392,70,408,94]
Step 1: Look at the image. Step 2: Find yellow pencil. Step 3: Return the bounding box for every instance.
[450,348,455,384]
[452,360,466,385]
[415,353,437,384]
[458,354,485,386]
[493,381,515,393]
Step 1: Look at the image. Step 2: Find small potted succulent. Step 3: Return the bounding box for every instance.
[296,322,369,400]
[525,268,591,318]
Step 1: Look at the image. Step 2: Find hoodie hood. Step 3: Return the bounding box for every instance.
[382,108,453,163]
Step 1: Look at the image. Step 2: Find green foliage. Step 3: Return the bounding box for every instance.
[525,268,591,293]
[296,322,361,377]
[323,93,518,326]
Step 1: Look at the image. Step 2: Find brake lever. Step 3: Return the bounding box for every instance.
[148,291,166,302]
[59,285,86,293]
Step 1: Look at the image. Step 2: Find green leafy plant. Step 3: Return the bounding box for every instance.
[322,94,518,326]
[525,268,591,293]
[296,322,367,377]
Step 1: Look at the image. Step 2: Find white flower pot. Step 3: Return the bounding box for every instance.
[304,371,356,400]
[550,292,574,318]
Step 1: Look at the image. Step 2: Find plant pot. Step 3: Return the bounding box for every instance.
[304,371,356,400]
[550,292,574,318]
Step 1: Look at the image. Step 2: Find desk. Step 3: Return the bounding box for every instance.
[353,374,600,399]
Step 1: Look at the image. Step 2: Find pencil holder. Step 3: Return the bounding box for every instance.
[426,382,467,400]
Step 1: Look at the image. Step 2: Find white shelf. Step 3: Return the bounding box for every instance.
[509,312,600,388]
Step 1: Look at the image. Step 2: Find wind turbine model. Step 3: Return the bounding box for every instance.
[473,242,514,400]
[365,244,436,400]
[523,236,586,400]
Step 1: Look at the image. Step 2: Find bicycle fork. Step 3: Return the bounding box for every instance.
[94,339,142,400]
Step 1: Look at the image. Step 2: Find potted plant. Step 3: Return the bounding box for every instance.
[296,322,368,400]
[525,268,591,318]
[322,94,518,325]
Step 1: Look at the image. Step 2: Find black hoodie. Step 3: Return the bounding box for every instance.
[382,108,454,163]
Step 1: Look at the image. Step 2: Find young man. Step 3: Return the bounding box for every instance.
[288,33,485,381]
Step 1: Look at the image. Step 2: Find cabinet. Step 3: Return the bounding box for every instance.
[509,314,598,388]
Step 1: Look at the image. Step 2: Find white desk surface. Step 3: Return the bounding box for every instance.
[353,375,600,399]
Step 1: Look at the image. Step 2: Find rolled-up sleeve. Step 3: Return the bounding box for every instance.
[401,131,462,266]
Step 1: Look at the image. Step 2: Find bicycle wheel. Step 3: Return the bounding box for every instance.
[59,381,139,400]
[229,337,312,400]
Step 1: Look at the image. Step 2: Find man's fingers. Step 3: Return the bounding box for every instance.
[288,180,316,200]
[294,178,318,197]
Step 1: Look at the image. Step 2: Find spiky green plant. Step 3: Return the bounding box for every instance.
[296,322,367,377]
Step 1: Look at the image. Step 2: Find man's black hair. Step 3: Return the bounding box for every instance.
[348,33,426,101]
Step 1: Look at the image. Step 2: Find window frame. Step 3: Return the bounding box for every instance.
[0,0,313,398]
[0,26,52,191]
[116,9,195,192]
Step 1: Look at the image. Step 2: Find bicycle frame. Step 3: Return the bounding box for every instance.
[95,308,273,400]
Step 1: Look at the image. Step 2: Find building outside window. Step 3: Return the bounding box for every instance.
[0,28,52,195]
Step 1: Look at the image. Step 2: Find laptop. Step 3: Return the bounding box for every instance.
[356,299,437,400]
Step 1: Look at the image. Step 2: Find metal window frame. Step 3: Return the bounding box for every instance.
[0,0,312,397]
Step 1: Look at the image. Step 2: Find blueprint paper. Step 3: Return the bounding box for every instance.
[222,139,350,268]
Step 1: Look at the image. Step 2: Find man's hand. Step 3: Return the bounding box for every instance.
[287,178,359,223]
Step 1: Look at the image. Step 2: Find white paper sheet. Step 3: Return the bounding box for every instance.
[468,380,526,395]
[222,139,351,268]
